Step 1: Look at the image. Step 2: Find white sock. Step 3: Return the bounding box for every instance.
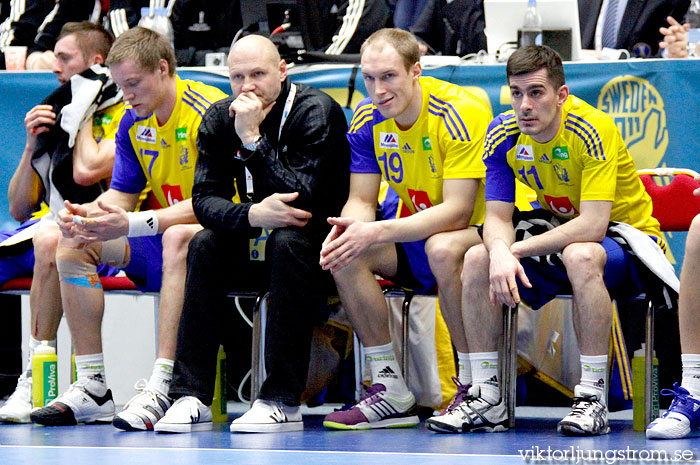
[75,353,107,396]
[457,351,472,386]
[469,351,500,404]
[364,342,411,398]
[26,337,56,377]
[681,354,700,397]
[580,354,608,405]
[146,358,174,397]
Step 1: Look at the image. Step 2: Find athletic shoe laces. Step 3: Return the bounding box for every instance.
[445,377,472,413]
[568,394,600,417]
[660,383,700,426]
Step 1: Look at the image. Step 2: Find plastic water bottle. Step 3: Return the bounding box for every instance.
[211,345,228,422]
[32,341,58,408]
[138,7,174,48]
[520,0,543,47]
[631,344,659,431]
[686,0,700,57]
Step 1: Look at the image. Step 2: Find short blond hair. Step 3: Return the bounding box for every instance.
[360,28,420,71]
[106,26,176,76]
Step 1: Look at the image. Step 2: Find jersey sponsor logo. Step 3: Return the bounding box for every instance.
[538,153,551,164]
[161,138,170,148]
[407,189,433,212]
[94,127,106,143]
[427,153,438,176]
[94,114,112,126]
[401,142,414,154]
[162,185,184,206]
[515,144,534,161]
[136,126,157,144]
[553,146,569,160]
[422,137,432,150]
[553,163,570,183]
[179,146,189,166]
[379,132,399,149]
[176,128,187,142]
[544,195,579,218]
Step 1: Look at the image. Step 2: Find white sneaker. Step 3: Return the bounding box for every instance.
[30,378,114,426]
[0,373,32,423]
[113,379,172,431]
[154,396,212,433]
[557,385,610,436]
[230,399,303,433]
[426,383,508,433]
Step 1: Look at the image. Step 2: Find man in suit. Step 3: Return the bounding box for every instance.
[579,0,690,57]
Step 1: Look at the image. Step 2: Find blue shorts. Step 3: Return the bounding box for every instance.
[393,240,437,294]
[123,235,163,292]
[517,236,643,310]
[379,184,437,294]
[0,219,120,284]
[0,220,37,283]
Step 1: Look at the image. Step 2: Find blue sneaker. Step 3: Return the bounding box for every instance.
[647,383,700,439]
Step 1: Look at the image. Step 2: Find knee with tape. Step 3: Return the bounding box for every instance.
[56,238,131,288]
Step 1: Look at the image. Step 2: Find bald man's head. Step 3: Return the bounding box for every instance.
[228,35,281,68]
[227,35,287,105]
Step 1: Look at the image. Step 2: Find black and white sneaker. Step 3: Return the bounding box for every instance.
[557,385,610,436]
[113,379,172,431]
[30,379,114,426]
[425,384,508,433]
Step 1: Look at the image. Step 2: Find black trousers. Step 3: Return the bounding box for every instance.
[169,226,326,406]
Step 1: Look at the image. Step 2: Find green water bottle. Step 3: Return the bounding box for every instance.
[632,344,659,431]
[32,341,58,407]
[211,345,228,422]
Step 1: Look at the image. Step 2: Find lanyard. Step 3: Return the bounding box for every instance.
[244,83,296,199]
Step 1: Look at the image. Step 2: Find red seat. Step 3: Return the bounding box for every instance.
[0,275,138,292]
[639,170,700,231]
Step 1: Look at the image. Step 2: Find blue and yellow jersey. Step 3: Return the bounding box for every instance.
[92,101,125,143]
[111,76,227,209]
[483,94,661,238]
[348,76,491,225]
[30,101,128,220]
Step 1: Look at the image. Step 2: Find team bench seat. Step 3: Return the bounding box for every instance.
[0,276,409,404]
[0,276,140,294]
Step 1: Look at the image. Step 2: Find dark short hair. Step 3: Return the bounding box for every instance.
[57,21,114,63]
[506,45,565,89]
[106,26,176,76]
[360,28,420,72]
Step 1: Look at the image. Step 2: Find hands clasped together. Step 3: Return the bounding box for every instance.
[57,200,129,242]
[320,218,377,273]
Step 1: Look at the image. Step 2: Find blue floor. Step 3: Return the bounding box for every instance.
[1,409,700,465]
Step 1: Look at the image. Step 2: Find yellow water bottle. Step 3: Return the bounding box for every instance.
[32,341,58,407]
[71,352,76,383]
[632,344,659,431]
[212,345,228,422]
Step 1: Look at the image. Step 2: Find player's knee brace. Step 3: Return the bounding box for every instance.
[56,238,131,288]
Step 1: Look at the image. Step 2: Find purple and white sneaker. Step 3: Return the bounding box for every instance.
[323,383,419,430]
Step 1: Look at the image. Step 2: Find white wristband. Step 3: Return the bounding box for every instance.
[127,210,159,237]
